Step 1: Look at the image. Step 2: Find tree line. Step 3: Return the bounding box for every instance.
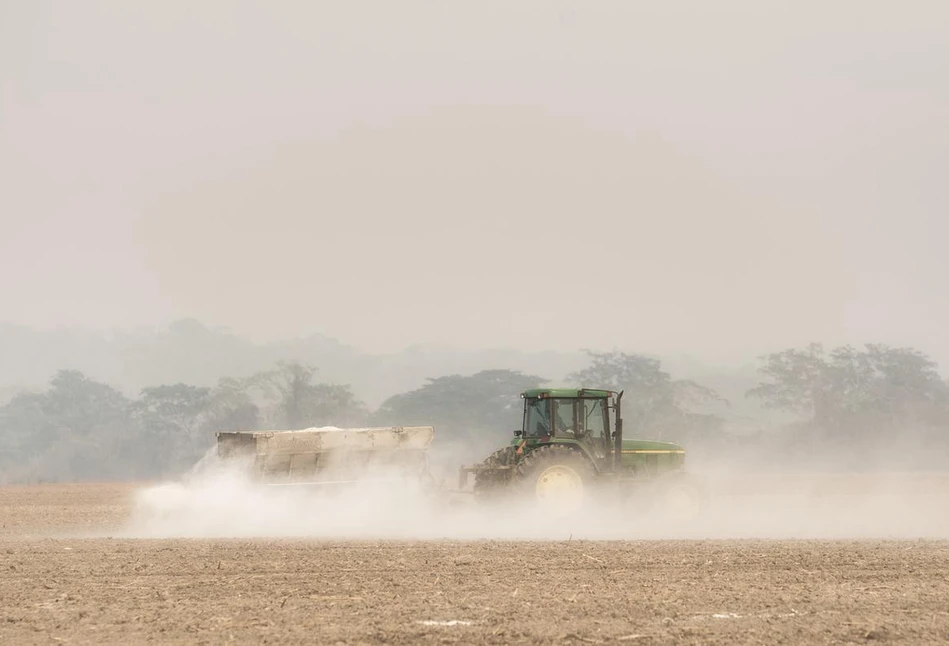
[1,344,946,483]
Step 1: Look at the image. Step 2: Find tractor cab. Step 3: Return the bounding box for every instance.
[517,388,618,465]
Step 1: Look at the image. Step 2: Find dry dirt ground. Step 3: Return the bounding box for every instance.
[2,483,949,645]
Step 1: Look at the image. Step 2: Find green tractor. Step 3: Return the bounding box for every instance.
[458,388,703,519]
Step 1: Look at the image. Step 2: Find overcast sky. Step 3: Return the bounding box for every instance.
[2,1,947,364]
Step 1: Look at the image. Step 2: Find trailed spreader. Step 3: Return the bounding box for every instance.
[215,426,435,487]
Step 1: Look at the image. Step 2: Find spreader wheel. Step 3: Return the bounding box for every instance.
[652,473,707,522]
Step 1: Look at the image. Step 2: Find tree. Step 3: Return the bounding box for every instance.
[248,361,368,428]
[747,343,949,442]
[372,369,547,448]
[745,343,830,419]
[566,350,726,440]
[0,362,372,484]
[203,376,261,431]
[0,370,137,483]
[0,389,50,482]
[132,383,211,475]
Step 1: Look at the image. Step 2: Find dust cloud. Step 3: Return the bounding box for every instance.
[121,448,949,541]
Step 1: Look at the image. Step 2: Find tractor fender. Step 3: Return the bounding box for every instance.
[533,439,605,472]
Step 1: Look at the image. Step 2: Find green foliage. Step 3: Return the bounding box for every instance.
[244,360,369,428]
[0,370,135,483]
[566,350,726,441]
[748,343,949,439]
[0,361,372,483]
[566,350,667,393]
[372,369,546,447]
[203,376,261,431]
[132,383,212,476]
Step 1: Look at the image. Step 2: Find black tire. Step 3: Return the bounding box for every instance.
[516,445,596,517]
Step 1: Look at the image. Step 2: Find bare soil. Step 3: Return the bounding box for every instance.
[1,482,948,645]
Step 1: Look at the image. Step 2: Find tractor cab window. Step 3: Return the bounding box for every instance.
[524,398,551,438]
[524,396,609,442]
[584,398,608,440]
[551,399,579,436]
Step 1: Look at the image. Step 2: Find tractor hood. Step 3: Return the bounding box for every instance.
[619,438,686,472]
[620,438,685,454]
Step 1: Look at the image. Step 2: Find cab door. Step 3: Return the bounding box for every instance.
[582,398,611,464]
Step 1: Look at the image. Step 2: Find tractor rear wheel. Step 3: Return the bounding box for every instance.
[516,445,595,517]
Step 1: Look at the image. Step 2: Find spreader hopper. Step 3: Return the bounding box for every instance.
[215,425,435,486]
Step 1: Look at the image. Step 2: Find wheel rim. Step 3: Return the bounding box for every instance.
[535,465,584,515]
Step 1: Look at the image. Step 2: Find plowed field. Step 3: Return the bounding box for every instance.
[2,482,948,645]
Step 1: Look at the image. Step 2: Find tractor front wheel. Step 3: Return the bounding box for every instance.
[516,445,594,517]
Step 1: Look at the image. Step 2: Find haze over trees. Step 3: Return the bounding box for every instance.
[372,369,548,463]
[0,319,590,408]
[0,361,368,483]
[566,350,729,442]
[746,343,949,467]
[0,324,947,483]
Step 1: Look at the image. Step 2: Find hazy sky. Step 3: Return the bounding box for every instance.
[2,1,948,363]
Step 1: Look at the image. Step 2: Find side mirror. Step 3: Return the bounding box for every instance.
[513,430,523,437]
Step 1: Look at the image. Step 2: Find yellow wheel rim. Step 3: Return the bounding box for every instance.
[535,465,584,516]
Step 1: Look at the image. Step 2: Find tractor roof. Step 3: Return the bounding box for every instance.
[521,388,615,399]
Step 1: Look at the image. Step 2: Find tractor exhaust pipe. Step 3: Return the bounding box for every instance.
[612,390,624,470]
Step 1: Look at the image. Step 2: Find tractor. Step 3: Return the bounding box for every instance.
[458,388,703,518]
